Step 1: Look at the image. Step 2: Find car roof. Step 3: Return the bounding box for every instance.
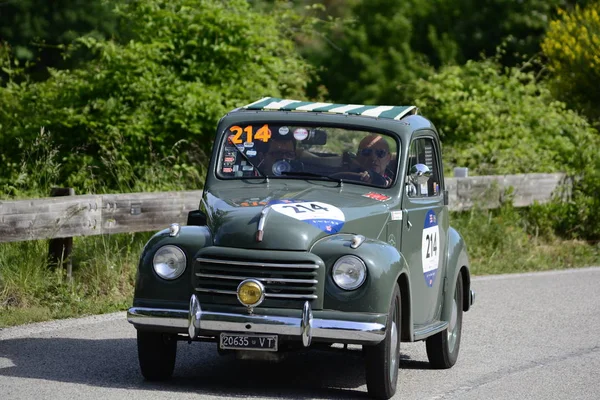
[241,97,418,121]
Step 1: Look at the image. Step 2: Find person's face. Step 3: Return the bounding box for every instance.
[358,136,391,174]
[262,140,296,173]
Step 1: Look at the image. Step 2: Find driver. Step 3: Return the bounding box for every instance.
[354,134,394,187]
[257,136,297,176]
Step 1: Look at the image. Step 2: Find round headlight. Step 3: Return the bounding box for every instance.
[153,245,187,280]
[332,255,367,290]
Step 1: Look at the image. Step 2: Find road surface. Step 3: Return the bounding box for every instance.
[1,267,599,399]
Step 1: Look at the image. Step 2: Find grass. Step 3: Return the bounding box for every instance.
[0,233,152,327]
[452,204,600,275]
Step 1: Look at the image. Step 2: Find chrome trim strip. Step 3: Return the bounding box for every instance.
[194,288,318,300]
[301,301,313,347]
[265,293,318,299]
[128,308,189,329]
[128,305,386,344]
[169,223,180,237]
[195,288,237,295]
[196,273,318,284]
[189,294,202,338]
[196,257,319,269]
[350,234,366,249]
[413,320,449,341]
[256,205,270,242]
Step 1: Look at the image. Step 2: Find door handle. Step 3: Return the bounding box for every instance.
[403,209,412,230]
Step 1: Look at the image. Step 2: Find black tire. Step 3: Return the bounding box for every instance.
[426,273,464,369]
[137,330,177,381]
[364,284,401,399]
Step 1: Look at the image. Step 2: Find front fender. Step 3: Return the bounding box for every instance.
[310,235,407,314]
[441,227,471,324]
[133,225,213,307]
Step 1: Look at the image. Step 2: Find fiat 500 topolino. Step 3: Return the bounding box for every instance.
[127,97,475,399]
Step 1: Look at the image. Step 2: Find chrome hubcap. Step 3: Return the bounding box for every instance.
[389,314,398,381]
[447,294,458,351]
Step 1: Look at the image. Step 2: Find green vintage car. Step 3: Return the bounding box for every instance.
[127,97,475,399]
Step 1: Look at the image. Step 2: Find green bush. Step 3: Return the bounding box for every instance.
[542,2,600,127]
[409,58,599,176]
[0,0,314,191]
[408,58,600,240]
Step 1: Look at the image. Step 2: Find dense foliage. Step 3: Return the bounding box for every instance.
[409,59,598,175]
[0,0,313,192]
[542,2,600,127]
[0,0,119,80]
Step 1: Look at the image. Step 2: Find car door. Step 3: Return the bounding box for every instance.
[400,133,448,326]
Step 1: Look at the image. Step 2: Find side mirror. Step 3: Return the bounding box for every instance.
[409,163,431,186]
[187,210,207,226]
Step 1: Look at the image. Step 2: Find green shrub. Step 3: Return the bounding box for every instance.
[0,0,314,191]
[410,58,599,176]
[541,2,600,126]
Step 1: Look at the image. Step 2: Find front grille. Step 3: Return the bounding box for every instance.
[193,255,320,308]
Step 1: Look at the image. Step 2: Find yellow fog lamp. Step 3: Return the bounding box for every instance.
[237,279,265,308]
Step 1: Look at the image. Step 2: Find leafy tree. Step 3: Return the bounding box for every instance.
[0,0,118,81]
[410,58,598,175]
[305,0,433,105]
[409,0,591,67]
[296,0,593,107]
[0,0,313,191]
[541,1,600,126]
[410,58,600,240]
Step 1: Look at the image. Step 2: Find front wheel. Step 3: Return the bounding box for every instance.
[137,331,177,381]
[426,273,464,368]
[364,284,401,399]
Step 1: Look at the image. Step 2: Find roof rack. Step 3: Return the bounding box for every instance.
[243,97,417,120]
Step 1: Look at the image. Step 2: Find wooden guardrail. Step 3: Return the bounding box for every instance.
[0,173,568,244]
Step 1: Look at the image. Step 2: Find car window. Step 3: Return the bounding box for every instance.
[406,137,442,197]
[217,123,399,188]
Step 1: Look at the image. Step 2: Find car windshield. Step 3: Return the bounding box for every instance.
[217,123,399,188]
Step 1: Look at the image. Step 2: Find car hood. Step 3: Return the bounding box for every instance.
[202,185,391,251]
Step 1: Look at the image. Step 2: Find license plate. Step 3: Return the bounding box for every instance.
[220,333,278,351]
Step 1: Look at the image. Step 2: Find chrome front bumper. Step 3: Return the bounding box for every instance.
[128,294,387,346]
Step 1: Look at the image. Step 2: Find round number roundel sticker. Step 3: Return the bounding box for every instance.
[422,209,439,287]
[270,200,345,233]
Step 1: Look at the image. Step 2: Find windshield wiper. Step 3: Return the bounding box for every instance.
[229,143,265,178]
[280,171,342,184]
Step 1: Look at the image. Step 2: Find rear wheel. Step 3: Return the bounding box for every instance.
[364,284,401,399]
[137,331,177,381]
[426,273,464,368]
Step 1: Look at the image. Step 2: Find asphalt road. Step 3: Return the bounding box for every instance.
[1,267,599,400]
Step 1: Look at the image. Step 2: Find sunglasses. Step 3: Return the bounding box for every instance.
[359,148,388,158]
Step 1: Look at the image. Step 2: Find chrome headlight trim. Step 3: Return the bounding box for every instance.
[153,245,187,280]
[332,255,367,290]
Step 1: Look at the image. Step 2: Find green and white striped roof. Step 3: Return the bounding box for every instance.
[243,97,417,120]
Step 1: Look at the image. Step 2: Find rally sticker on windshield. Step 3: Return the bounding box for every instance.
[422,209,439,288]
[270,200,345,233]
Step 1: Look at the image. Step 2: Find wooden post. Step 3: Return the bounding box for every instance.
[48,187,75,280]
